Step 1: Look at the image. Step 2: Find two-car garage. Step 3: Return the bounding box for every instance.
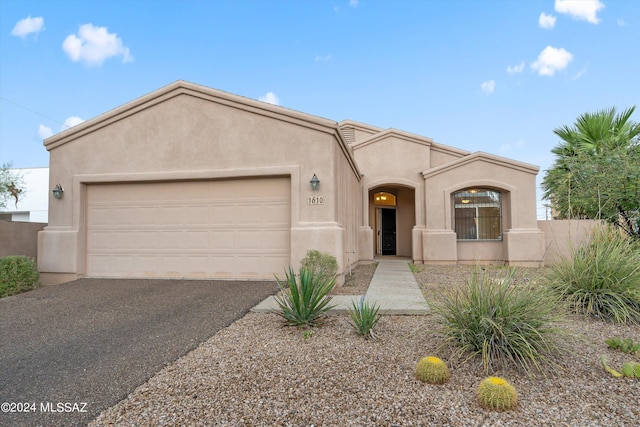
[85,177,291,279]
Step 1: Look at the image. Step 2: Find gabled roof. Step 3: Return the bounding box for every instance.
[351,128,432,149]
[43,80,362,179]
[421,151,540,179]
[350,127,469,159]
[44,80,342,150]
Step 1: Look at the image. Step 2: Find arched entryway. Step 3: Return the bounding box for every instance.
[369,185,416,257]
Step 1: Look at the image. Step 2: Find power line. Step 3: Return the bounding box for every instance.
[0,96,67,127]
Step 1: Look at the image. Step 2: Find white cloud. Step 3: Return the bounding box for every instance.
[11,16,44,39]
[480,80,495,94]
[507,62,525,74]
[531,46,573,76]
[63,116,85,129]
[315,54,332,62]
[62,24,133,66]
[538,12,556,29]
[617,18,626,26]
[37,124,53,140]
[349,0,359,7]
[555,0,604,24]
[259,92,280,105]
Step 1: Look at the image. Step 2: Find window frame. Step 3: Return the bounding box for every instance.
[453,188,503,241]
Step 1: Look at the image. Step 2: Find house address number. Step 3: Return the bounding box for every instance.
[308,196,324,205]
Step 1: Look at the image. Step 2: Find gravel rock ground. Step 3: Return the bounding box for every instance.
[91,265,640,426]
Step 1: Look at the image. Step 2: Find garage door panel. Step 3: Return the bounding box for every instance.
[135,207,158,225]
[158,206,184,224]
[86,178,290,279]
[113,231,135,249]
[210,230,235,249]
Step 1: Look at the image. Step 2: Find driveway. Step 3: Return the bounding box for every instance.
[0,278,278,427]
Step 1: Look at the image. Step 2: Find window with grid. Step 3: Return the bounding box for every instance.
[454,189,502,241]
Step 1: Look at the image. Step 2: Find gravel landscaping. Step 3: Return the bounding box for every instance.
[91,264,640,426]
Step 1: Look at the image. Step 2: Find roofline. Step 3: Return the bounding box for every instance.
[338,120,384,134]
[422,151,540,178]
[352,128,432,150]
[42,80,361,181]
[44,80,340,150]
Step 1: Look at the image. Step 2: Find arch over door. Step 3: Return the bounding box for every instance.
[85,177,290,279]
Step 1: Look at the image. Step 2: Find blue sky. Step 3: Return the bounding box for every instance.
[1,0,638,219]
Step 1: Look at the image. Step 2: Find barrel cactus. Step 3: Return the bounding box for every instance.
[415,356,450,385]
[477,376,518,411]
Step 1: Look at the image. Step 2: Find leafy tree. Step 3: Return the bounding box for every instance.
[0,163,25,210]
[542,107,640,238]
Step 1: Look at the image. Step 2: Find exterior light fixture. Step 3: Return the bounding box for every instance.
[310,174,320,190]
[52,184,64,199]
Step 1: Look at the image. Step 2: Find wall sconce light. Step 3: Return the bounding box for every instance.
[461,198,470,204]
[310,174,320,191]
[52,184,64,199]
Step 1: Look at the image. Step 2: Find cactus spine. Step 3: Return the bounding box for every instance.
[415,356,450,385]
[477,377,518,411]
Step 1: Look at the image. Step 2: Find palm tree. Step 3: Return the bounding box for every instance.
[542,106,640,238]
[551,106,640,157]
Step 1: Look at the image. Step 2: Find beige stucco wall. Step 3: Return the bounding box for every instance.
[538,219,602,264]
[352,130,429,262]
[0,220,46,260]
[422,153,544,266]
[40,82,361,283]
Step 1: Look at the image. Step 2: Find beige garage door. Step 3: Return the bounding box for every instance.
[86,177,290,279]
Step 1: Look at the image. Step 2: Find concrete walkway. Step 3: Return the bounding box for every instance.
[252,258,429,315]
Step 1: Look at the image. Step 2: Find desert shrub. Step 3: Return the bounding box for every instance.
[347,296,382,339]
[415,356,450,384]
[433,268,565,375]
[300,250,338,280]
[274,266,336,327]
[0,256,40,297]
[477,377,518,411]
[544,225,640,324]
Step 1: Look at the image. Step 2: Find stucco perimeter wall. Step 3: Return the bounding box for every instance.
[538,219,602,264]
[39,83,360,283]
[0,221,46,260]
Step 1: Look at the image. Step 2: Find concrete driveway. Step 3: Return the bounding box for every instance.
[0,278,278,427]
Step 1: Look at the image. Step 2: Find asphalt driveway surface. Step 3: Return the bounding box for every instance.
[0,278,278,427]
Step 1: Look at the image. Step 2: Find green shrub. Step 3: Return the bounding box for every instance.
[545,225,640,324]
[347,296,382,339]
[300,250,338,280]
[0,256,40,297]
[433,268,565,375]
[274,266,336,327]
[415,356,450,384]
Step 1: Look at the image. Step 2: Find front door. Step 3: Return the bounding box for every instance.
[381,208,396,255]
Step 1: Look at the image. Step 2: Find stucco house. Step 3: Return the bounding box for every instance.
[38,81,544,285]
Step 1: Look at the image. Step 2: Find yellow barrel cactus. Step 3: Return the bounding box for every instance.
[415,356,450,385]
[477,376,518,411]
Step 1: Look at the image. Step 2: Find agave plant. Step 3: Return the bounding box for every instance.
[274,266,336,327]
[347,295,382,339]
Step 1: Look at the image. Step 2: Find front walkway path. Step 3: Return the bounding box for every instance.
[252,258,430,315]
